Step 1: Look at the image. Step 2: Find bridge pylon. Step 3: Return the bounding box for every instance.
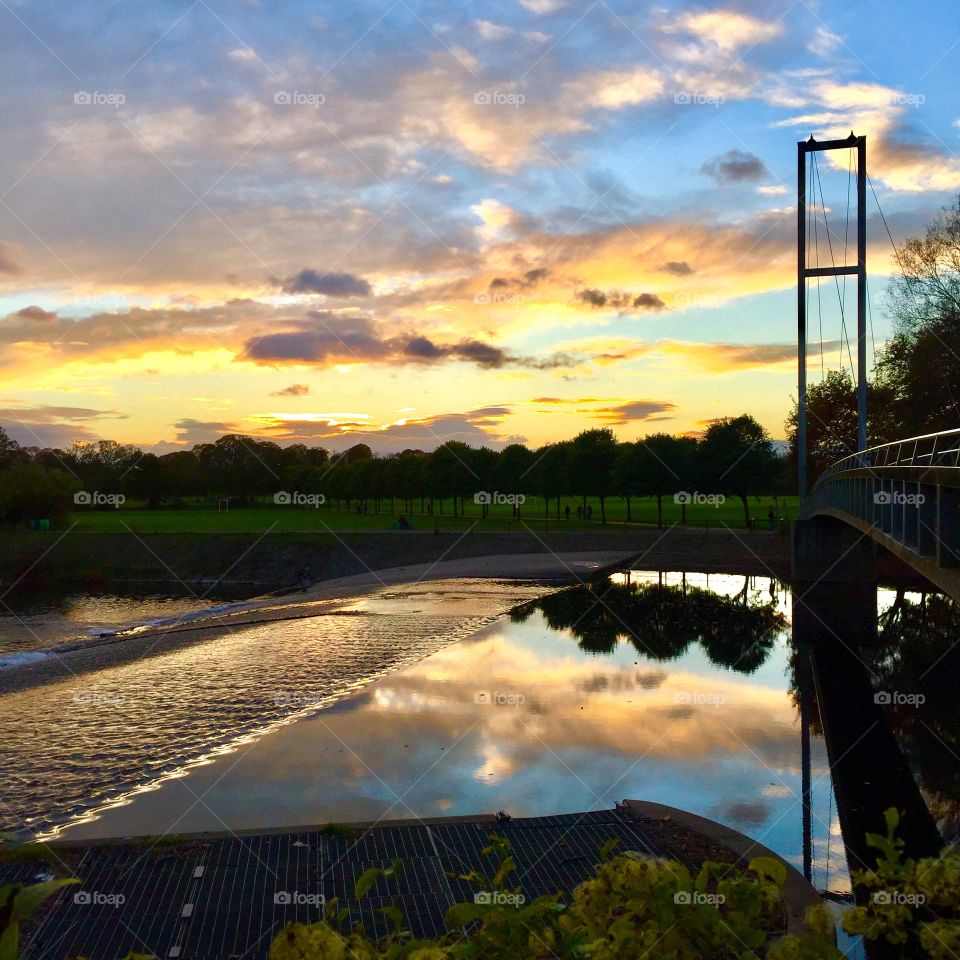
[797,133,867,508]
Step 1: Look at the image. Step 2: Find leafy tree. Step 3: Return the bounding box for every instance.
[611,442,643,521]
[493,443,531,517]
[874,195,960,437]
[526,442,570,519]
[0,463,78,524]
[0,425,21,467]
[568,429,619,522]
[634,434,688,528]
[785,369,859,484]
[427,441,476,516]
[699,415,779,527]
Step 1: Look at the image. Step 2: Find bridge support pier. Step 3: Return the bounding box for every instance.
[791,516,942,932]
[792,517,876,646]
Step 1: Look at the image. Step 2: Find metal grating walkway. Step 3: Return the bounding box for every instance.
[12,808,662,959]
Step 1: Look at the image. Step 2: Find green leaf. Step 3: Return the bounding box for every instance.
[445,902,490,927]
[14,878,79,921]
[599,838,621,862]
[749,856,787,889]
[354,867,384,899]
[378,904,405,933]
[0,916,19,960]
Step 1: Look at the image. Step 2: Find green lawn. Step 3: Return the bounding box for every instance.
[67,495,798,534]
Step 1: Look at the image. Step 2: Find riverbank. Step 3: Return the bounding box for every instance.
[0,525,791,590]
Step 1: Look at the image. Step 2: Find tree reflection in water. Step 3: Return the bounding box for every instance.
[511,575,785,673]
[872,591,960,840]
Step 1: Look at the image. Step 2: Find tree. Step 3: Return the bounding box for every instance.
[427,441,475,516]
[612,442,643,522]
[784,370,896,485]
[493,443,532,517]
[526,442,570,519]
[699,415,779,527]
[568,429,619,522]
[0,462,78,524]
[874,194,960,437]
[634,434,688,528]
[0,425,20,467]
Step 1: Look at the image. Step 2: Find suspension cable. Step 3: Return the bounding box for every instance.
[813,152,856,379]
[810,159,825,377]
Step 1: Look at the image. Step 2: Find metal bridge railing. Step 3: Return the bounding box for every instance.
[817,427,960,482]
[811,428,960,574]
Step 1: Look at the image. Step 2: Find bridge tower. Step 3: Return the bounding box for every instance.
[797,133,867,505]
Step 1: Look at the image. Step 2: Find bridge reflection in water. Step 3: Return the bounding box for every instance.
[522,568,958,959]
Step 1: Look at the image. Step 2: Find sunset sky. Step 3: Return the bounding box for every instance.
[0,0,957,453]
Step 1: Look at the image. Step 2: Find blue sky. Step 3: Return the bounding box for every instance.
[0,0,957,450]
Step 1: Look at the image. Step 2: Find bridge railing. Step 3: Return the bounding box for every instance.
[811,428,960,577]
[817,427,960,482]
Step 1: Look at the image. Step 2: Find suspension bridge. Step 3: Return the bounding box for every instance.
[793,132,960,600]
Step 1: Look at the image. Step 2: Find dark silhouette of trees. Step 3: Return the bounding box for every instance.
[568,429,619,522]
[699,415,779,527]
[0,417,792,526]
[0,461,77,523]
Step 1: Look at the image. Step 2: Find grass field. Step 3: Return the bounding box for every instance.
[67,495,799,534]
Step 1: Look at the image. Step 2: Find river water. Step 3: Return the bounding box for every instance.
[2,568,954,925]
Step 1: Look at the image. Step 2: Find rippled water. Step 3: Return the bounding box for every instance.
[41,572,854,898]
[0,579,550,836]
[0,589,251,655]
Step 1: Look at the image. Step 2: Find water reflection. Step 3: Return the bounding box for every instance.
[53,572,848,902]
[873,591,960,838]
[511,575,785,670]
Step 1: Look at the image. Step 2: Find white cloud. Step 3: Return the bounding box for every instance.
[518,0,565,13]
[808,26,842,57]
[673,9,783,52]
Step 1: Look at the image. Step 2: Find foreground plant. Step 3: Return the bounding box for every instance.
[1,877,78,960]
[6,808,959,959]
[841,809,960,959]
[269,835,838,960]
[268,812,960,960]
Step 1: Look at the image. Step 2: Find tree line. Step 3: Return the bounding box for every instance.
[0,414,784,528]
[3,195,954,529]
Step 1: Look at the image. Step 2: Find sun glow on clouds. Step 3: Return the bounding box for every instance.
[0,0,955,449]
